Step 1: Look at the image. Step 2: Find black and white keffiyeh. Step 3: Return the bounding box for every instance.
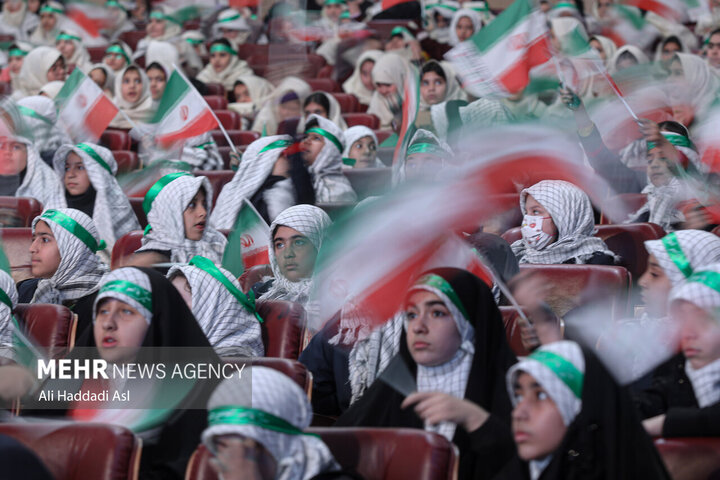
[0,270,17,361]
[627,177,689,232]
[511,180,615,264]
[137,174,228,264]
[54,143,140,252]
[167,261,264,357]
[15,137,64,208]
[94,267,153,323]
[305,114,357,203]
[202,367,340,480]
[644,230,720,287]
[31,208,109,305]
[210,135,294,229]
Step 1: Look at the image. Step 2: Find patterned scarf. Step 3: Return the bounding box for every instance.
[305,114,357,203]
[644,230,720,287]
[0,270,17,361]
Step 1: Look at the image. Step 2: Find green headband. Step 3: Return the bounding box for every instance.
[40,5,63,15]
[391,26,411,37]
[188,256,263,323]
[16,105,53,126]
[306,127,343,152]
[39,209,106,253]
[340,10,351,18]
[99,279,153,312]
[218,13,242,23]
[106,0,127,11]
[208,406,319,437]
[143,172,192,216]
[342,157,356,166]
[76,143,113,176]
[647,133,695,153]
[686,270,720,295]
[9,48,28,57]
[325,0,346,5]
[259,139,291,154]
[661,232,693,279]
[185,37,204,45]
[528,350,584,399]
[552,2,577,9]
[0,287,12,310]
[105,45,130,65]
[407,142,446,157]
[210,43,238,56]
[56,33,81,42]
[413,273,469,320]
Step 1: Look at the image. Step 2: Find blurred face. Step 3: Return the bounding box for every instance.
[94,299,149,364]
[616,56,638,71]
[375,82,397,97]
[668,58,684,82]
[121,69,143,103]
[324,3,343,21]
[638,254,673,317]
[273,226,318,281]
[405,290,462,366]
[104,52,127,71]
[27,0,40,12]
[525,194,558,239]
[211,435,277,480]
[234,83,251,103]
[8,55,23,75]
[596,0,613,18]
[56,38,75,60]
[278,99,301,121]
[64,152,91,196]
[147,66,166,101]
[221,27,240,40]
[40,12,56,32]
[349,136,377,168]
[661,40,681,64]
[301,130,325,164]
[406,153,443,180]
[147,17,166,38]
[589,39,605,60]
[46,57,65,82]
[0,140,27,174]
[30,221,61,278]
[707,33,720,69]
[360,59,375,91]
[183,189,207,241]
[646,149,673,187]
[171,274,193,309]
[420,70,447,105]
[672,300,720,369]
[89,68,107,88]
[455,16,475,42]
[512,372,567,461]
[210,48,232,73]
[6,0,22,13]
[386,36,405,51]
[304,101,328,119]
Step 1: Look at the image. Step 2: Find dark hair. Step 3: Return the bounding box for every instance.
[304,92,331,114]
[709,27,720,40]
[305,117,320,131]
[662,35,682,51]
[658,120,690,138]
[146,62,166,78]
[421,61,446,81]
[616,50,639,66]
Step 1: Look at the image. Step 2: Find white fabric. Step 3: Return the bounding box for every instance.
[0,270,18,361]
[28,1,63,46]
[419,60,467,111]
[109,64,154,128]
[510,180,615,264]
[39,80,64,99]
[134,5,182,59]
[94,267,152,323]
[590,35,617,67]
[196,47,254,92]
[342,49,383,106]
[12,46,62,99]
[202,367,340,480]
[305,114,357,203]
[297,92,348,132]
[342,126,383,168]
[685,357,720,408]
[367,52,410,129]
[229,74,275,113]
[17,95,69,152]
[0,1,38,40]
[15,138,64,208]
[672,52,720,123]
[644,230,720,287]
[607,45,650,75]
[448,8,482,46]
[167,263,264,357]
[252,76,312,136]
[89,63,116,94]
[627,176,691,232]
[31,208,109,305]
[138,175,228,264]
[670,262,720,313]
[56,25,91,71]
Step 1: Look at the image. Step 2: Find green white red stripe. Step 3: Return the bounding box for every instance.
[55,68,118,142]
[622,0,688,21]
[393,66,420,165]
[65,0,115,38]
[222,198,270,277]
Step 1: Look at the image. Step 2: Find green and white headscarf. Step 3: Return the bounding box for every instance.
[0,269,18,361]
[644,230,720,287]
[305,114,357,203]
[94,267,153,323]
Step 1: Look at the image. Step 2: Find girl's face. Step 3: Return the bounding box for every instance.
[278,98,301,120]
[171,274,193,309]
[29,220,61,278]
[660,41,681,64]
[210,48,232,73]
[420,70,447,105]
[147,16,166,38]
[301,131,325,164]
[6,0,22,13]
[406,153,443,180]
[40,12,56,32]
[596,0,613,18]
[46,57,66,82]
[672,299,720,369]
[386,36,405,51]
[8,55,23,75]
[89,68,107,88]
[221,27,240,40]
[304,101,328,119]
[375,82,397,97]
[589,39,605,60]
[104,52,127,71]
[646,150,673,187]
[121,69,143,103]
[56,38,75,60]
[525,194,558,239]
[349,135,377,168]
[27,0,40,13]
[183,189,208,241]
[64,152,91,196]
[0,140,27,175]
[147,66,166,101]
[405,289,462,366]
[94,298,149,364]
[455,16,475,42]
[234,83,251,103]
[638,254,672,317]
[324,3,343,21]
[360,59,375,91]
[273,226,318,281]
[511,372,567,461]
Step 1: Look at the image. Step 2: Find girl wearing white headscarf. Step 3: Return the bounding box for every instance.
[252,76,312,136]
[298,91,348,132]
[135,173,228,264]
[367,52,410,129]
[589,35,617,67]
[11,46,64,100]
[0,133,64,207]
[0,42,31,94]
[134,5,183,60]
[109,64,154,129]
[0,270,18,361]
[29,1,64,46]
[419,60,467,111]
[0,0,38,40]
[102,0,135,42]
[342,49,383,106]
[197,38,254,92]
[103,40,132,73]
[511,180,616,265]
[212,8,252,51]
[448,8,482,46]
[607,45,650,75]
[644,230,720,288]
[88,63,115,97]
[53,143,140,255]
[342,126,382,168]
[669,52,720,129]
[168,256,264,357]
[302,114,357,203]
[55,27,91,72]
[228,74,275,125]
[17,95,70,153]
[202,368,341,480]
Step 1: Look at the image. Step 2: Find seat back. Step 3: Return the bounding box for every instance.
[500,307,532,357]
[600,193,648,224]
[257,300,306,360]
[128,198,147,228]
[221,357,312,397]
[307,78,341,92]
[15,304,76,359]
[342,113,380,129]
[186,428,458,480]
[213,110,241,130]
[112,150,140,173]
[203,95,228,111]
[119,29,146,50]
[655,438,720,480]
[0,422,141,480]
[210,130,260,148]
[373,130,393,145]
[100,129,131,151]
[332,92,359,113]
[343,167,391,200]
[203,83,225,96]
[111,230,143,269]
[195,170,235,208]
[238,264,273,292]
[0,196,43,227]
[87,46,107,62]
[1,228,32,282]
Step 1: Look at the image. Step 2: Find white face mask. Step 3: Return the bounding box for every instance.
[521,214,554,250]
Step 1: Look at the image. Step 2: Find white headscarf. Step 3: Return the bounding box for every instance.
[89,63,116,92]
[29,1,64,46]
[0,269,18,361]
[419,60,467,110]
[212,8,251,50]
[0,0,35,31]
[196,42,254,92]
[17,95,69,152]
[644,230,720,287]
[264,205,332,304]
[448,8,482,46]
[14,136,65,208]
[298,92,348,132]
[367,52,410,129]
[145,40,179,81]
[672,52,720,123]
[109,64,154,129]
[38,80,64,99]
[53,143,140,251]
[167,260,264,357]
[31,208,109,305]
[628,175,692,232]
[342,126,382,168]
[56,25,91,71]
[211,135,294,229]
[144,5,182,42]
[510,180,615,264]
[608,45,650,75]
[231,74,275,112]
[589,35,617,67]
[202,367,340,480]
[137,174,228,264]
[342,49,383,106]
[12,46,62,99]
[7,42,33,94]
[252,76,312,136]
[304,114,357,203]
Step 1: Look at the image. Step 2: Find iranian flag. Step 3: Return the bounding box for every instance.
[55,68,118,143]
[149,69,219,149]
[222,199,271,277]
[445,0,551,98]
[65,0,114,39]
[393,64,420,165]
[622,0,690,21]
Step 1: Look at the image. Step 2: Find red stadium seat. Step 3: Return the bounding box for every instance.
[343,167,391,199]
[599,193,648,224]
[0,423,141,480]
[1,228,32,282]
[111,230,143,269]
[213,110,241,130]
[222,358,312,397]
[307,78,340,92]
[277,117,301,136]
[119,29,146,50]
[237,43,310,59]
[194,170,234,207]
[332,93,359,113]
[203,95,228,111]
[373,130,393,145]
[0,197,43,227]
[238,264,273,292]
[257,300,307,359]
[343,113,380,129]
[317,64,334,78]
[15,304,76,359]
[187,428,458,480]
[248,54,326,79]
[211,130,260,148]
[128,198,146,228]
[217,146,233,169]
[87,46,107,63]
[100,129,131,151]
[203,83,225,97]
[112,150,140,173]
[655,438,720,480]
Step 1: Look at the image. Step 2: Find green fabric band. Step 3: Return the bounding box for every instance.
[687,270,720,295]
[99,280,153,312]
[210,44,238,56]
[16,105,53,126]
[325,0,346,5]
[185,37,204,45]
[414,273,469,321]
[143,172,192,216]
[76,143,113,175]
[40,209,106,253]
[552,2,577,9]
[306,127,343,152]
[0,287,12,310]
[9,48,28,57]
[194,141,215,150]
[218,13,242,23]
[208,406,319,437]
[106,1,127,11]
[40,5,63,15]
[105,45,130,65]
[340,10,351,18]
[407,142,446,157]
[661,232,693,279]
[529,350,584,399]
[259,139,291,154]
[56,33,81,42]
[647,133,695,152]
[391,26,411,37]
[188,256,263,323]
[342,157,356,167]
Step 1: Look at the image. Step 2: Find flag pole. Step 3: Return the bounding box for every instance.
[592,60,640,122]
